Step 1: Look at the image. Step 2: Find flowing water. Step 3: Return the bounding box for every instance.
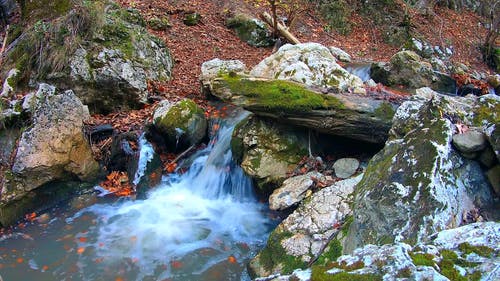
[345,63,372,82]
[0,109,275,281]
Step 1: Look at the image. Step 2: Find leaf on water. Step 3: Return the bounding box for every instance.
[77,247,85,254]
[227,255,237,263]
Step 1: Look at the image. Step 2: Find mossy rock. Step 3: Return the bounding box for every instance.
[147,15,171,30]
[231,116,309,195]
[226,14,274,47]
[183,12,201,26]
[18,0,72,24]
[153,99,207,151]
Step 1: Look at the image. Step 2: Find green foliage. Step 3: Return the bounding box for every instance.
[410,252,435,266]
[316,240,343,266]
[220,74,345,112]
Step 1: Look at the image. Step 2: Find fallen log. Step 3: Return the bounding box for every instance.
[260,12,300,45]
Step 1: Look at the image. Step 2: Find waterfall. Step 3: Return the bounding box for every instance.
[345,63,372,82]
[70,108,271,279]
[132,134,155,186]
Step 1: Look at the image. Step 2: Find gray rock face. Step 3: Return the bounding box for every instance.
[333,158,359,179]
[200,59,246,95]
[269,172,325,211]
[249,174,363,277]
[370,50,455,93]
[452,130,487,153]
[343,90,496,253]
[2,84,99,203]
[486,165,500,196]
[250,43,363,92]
[328,46,352,63]
[152,99,207,151]
[231,116,309,194]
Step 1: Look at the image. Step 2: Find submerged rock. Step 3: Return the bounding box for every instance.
[231,116,309,194]
[249,174,363,278]
[152,99,207,151]
[343,89,497,253]
[250,43,363,92]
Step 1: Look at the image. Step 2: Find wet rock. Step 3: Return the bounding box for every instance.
[269,172,325,211]
[333,158,359,179]
[231,116,309,194]
[479,146,497,168]
[249,174,363,277]
[226,14,274,47]
[370,50,455,94]
[343,90,496,253]
[452,129,487,153]
[250,43,363,92]
[0,128,21,166]
[1,84,99,204]
[152,99,207,151]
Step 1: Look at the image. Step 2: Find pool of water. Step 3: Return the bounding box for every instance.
[0,109,276,281]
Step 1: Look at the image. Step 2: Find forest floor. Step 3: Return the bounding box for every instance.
[86,0,494,133]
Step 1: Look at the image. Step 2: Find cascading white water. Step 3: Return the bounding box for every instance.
[345,63,372,82]
[132,133,155,186]
[68,109,271,280]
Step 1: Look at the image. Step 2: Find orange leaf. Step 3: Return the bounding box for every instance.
[77,247,85,254]
[227,255,237,264]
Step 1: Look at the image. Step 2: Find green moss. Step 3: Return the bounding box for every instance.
[316,240,343,266]
[341,216,354,237]
[373,102,396,121]
[220,75,345,112]
[156,100,204,135]
[439,259,466,281]
[458,243,494,258]
[21,0,72,23]
[410,252,435,266]
[468,271,482,281]
[441,249,458,261]
[147,16,171,30]
[183,12,201,26]
[396,267,412,278]
[226,15,273,47]
[473,102,500,127]
[258,230,306,274]
[311,268,382,281]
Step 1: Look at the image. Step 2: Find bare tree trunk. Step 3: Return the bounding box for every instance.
[261,12,301,44]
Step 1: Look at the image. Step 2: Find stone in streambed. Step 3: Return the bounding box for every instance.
[269,172,325,211]
[333,158,359,179]
[452,129,487,154]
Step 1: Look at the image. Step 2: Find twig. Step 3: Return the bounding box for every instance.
[170,144,196,164]
[0,24,9,66]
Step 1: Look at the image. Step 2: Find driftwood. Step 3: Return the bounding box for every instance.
[0,24,9,65]
[260,12,301,45]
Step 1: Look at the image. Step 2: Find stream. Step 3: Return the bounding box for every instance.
[0,109,276,281]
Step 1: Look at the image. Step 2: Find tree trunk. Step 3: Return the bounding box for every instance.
[261,12,301,44]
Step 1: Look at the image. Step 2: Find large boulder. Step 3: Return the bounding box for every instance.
[207,75,399,144]
[1,0,173,114]
[231,115,309,194]
[250,43,363,92]
[200,58,247,95]
[0,84,99,224]
[370,50,455,94]
[342,89,497,253]
[152,99,207,151]
[249,174,363,278]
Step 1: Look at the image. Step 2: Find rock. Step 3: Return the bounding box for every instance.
[343,90,496,253]
[0,0,17,20]
[231,116,309,194]
[487,74,500,89]
[249,174,363,278]
[1,2,173,114]
[200,59,246,95]
[478,146,497,168]
[486,165,500,196]
[269,172,325,211]
[474,94,500,161]
[147,15,171,30]
[152,99,207,151]
[0,128,21,166]
[452,129,487,153]
[0,69,18,97]
[1,84,99,206]
[311,222,499,281]
[370,50,455,94]
[328,46,352,63]
[207,75,398,144]
[333,158,359,179]
[250,43,363,92]
[226,14,274,47]
[183,12,201,26]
